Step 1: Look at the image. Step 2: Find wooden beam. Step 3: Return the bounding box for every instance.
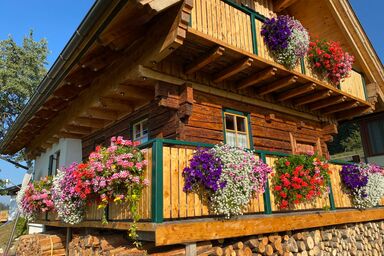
[59,131,84,139]
[184,46,225,75]
[322,101,360,115]
[213,58,253,83]
[155,208,384,246]
[84,108,119,121]
[276,83,317,101]
[310,96,347,111]
[62,125,92,135]
[274,0,299,12]
[336,106,373,121]
[294,90,333,106]
[257,76,298,96]
[71,117,106,129]
[238,67,277,90]
[97,97,134,112]
[109,84,153,100]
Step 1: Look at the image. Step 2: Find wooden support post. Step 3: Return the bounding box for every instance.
[213,58,253,83]
[276,83,317,101]
[185,243,197,256]
[66,227,72,256]
[294,90,333,106]
[152,139,164,223]
[257,76,298,96]
[185,46,225,74]
[238,67,277,90]
[309,96,347,111]
[260,153,272,214]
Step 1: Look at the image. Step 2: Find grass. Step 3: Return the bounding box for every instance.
[0,217,27,251]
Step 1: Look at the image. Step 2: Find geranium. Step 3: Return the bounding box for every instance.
[272,153,331,209]
[340,163,384,208]
[17,177,54,220]
[183,144,272,218]
[307,39,354,85]
[88,136,148,242]
[52,163,87,224]
[261,15,309,69]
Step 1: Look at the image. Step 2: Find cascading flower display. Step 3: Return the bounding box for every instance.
[261,15,309,69]
[272,153,331,209]
[183,144,272,218]
[52,163,87,224]
[88,136,148,241]
[340,163,384,208]
[307,39,354,86]
[17,177,54,220]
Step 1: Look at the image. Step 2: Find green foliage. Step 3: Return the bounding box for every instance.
[328,122,362,154]
[0,31,48,143]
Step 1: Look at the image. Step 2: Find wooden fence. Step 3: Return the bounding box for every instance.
[190,0,366,101]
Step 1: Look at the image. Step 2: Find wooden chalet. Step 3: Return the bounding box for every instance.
[1,0,384,250]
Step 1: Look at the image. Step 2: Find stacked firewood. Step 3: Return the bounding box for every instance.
[150,220,384,256]
[68,234,146,256]
[15,233,66,256]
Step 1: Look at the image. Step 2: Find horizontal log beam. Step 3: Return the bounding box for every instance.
[62,125,92,135]
[276,83,317,101]
[336,106,373,121]
[213,58,253,83]
[274,0,299,12]
[83,108,119,121]
[322,101,360,115]
[310,96,347,111]
[238,67,277,90]
[71,117,106,129]
[185,46,225,74]
[257,75,298,96]
[294,90,333,106]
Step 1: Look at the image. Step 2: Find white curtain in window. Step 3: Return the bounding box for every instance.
[237,134,248,148]
[226,131,237,147]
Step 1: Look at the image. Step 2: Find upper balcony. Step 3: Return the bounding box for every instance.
[159,0,374,120]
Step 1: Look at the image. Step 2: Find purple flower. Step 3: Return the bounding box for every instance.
[182,148,225,192]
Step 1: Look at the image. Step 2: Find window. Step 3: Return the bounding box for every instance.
[133,119,148,144]
[223,110,251,148]
[48,151,60,176]
[365,118,384,156]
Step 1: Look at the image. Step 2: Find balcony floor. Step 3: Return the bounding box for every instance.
[38,207,384,246]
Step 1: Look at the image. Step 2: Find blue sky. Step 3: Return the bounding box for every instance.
[0,1,383,203]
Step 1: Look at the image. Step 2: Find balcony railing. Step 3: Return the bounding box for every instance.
[189,0,367,101]
[39,139,383,224]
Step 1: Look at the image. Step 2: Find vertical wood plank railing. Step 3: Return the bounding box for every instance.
[189,0,367,101]
[36,139,383,224]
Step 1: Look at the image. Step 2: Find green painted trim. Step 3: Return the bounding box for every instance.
[329,159,351,165]
[361,75,368,101]
[247,112,254,150]
[300,58,306,75]
[328,183,336,210]
[162,139,213,148]
[254,149,289,157]
[250,14,258,55]
[222,0,252,15]
[151,140,164,223]
[260,153,272,214]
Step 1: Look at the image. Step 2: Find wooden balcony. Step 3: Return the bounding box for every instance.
[37,139,384,246]
[156,0,374,120]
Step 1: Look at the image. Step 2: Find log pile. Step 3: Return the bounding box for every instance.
[68,234,146,256]
[15,233,66,256]
[149,220,384,256]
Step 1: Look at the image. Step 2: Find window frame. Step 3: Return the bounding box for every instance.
[222,108,253,149]
[132,118,149,143]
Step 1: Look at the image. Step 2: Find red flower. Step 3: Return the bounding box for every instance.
[280,192,287,198]
[274,186,282,191]
[285,161,290,166]
[281,200,289,209]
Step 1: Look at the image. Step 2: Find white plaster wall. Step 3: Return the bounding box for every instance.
[34,138,82,179]
[367,155,384,166]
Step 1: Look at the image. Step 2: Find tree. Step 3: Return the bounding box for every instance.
[0,31,48,143]
[327,122,363,155]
